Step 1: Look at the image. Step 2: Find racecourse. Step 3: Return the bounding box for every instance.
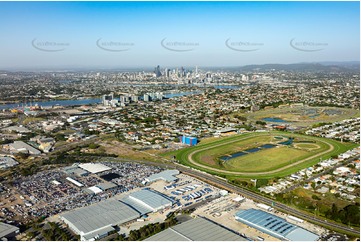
[174,131,357,178]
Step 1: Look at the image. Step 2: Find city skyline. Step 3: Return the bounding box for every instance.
[0,1,359,70]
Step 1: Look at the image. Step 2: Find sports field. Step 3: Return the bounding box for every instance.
[164,131,357,179]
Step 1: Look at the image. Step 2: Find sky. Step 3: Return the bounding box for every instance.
[0,1,359,70]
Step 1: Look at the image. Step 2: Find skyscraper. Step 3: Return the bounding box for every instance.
[165,68,170,78]
[102,93,113,106]
[154,65,162,78]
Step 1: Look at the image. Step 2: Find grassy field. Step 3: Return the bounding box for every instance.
[163,131,358,178]
[225,147,309,172]
[294,143,320,149]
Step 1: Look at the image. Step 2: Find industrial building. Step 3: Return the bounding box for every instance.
[235,209,319,241]
[144,170,179,184]
[78,163,111,174]
[66,177,84,187]
[145,217,247,241]
[180,136,198,146]
[63,165,89,176]
[84,186,103,195]
[97,181,118,191]
[61,189,174,241]
[120,189,174,214]
[60,199,140,241]
[0,222,19,240]
[0,156,19,169]
[9,141,41,155]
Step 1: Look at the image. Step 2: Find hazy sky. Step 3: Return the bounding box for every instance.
[0,1,359,70]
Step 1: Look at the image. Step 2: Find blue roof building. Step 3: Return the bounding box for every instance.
[235,209,319,241]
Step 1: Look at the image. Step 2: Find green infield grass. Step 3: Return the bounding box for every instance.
[163,131,358,179]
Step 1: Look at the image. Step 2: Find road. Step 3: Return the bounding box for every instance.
[67,155,360,235]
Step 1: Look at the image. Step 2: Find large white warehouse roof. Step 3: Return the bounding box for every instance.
[60,199,140,239]
[78,163,111,174]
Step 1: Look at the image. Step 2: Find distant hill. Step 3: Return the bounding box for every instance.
[238,62,359,73]
[204,62,360,73]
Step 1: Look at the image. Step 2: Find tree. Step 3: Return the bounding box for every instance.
[55,133,66,141]
[256,120,267,126]
[88,143,99,149]
[256,179,268,188]
[16,152,30,159]
[309,182,316,189]
[331,203,338,219]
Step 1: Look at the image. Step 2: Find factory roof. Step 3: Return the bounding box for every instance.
[78,163,111,174]
[145,170,179,183]
[235,209,319,241]
[61,199,140,235]
[145,217,247,241]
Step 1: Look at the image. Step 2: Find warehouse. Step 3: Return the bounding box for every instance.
[235,209,319,241]
[144,170,179,184]
[145,217,247,241]
[60,199,140,241]
[9,141,41,155]
[121,189,174,214]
